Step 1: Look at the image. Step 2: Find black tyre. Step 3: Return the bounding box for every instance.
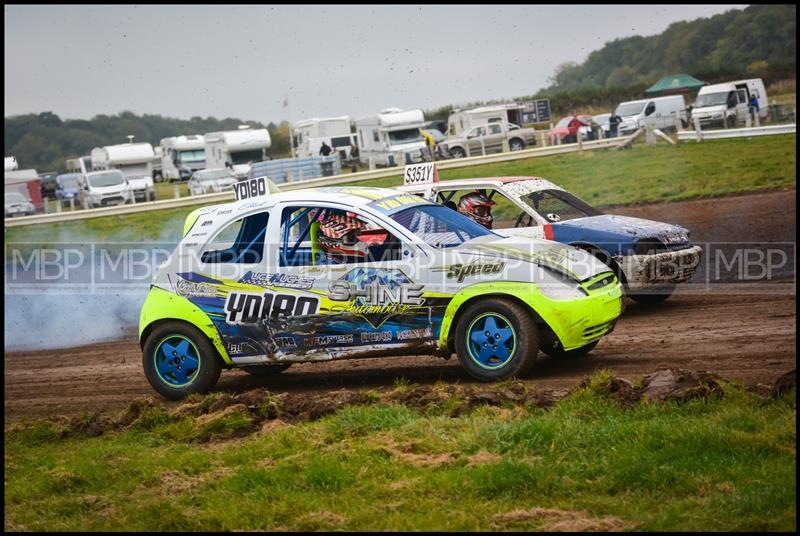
[509,138,525,151]
[242,363,292,376]
[726,115,736,128]
[454,298,540,381]
[542,340,598,359]
[449,146,466,159]
[142,321,222,400]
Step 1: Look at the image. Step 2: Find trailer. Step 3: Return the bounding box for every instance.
[292,116,356,160]
[4,156,18,171]
[90,142,156,201]
[160,134,206,182]
[204,127,271,179]
[354,108,429,167]
[447,103,525,136]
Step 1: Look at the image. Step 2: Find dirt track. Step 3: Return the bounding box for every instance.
[4,190,796,420]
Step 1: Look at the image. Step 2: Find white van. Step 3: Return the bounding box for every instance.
[78,170,133,209]
[691,78,768,128]
[355,108,430,167]
[615,95,687,135]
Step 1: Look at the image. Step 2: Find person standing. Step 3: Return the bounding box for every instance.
[608,110,622,138]
[319,141,332,157]
[749,92,760,122]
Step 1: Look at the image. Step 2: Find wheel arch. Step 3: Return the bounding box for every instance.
[569,242,627,285]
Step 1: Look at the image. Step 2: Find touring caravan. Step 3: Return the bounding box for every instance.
[355,108,430,167]
[160,135,206,181]
[204,127,271,179]
[293,116,357,160]
[447,104,525,136]
[614,95,687,135]
[90,143,156,202]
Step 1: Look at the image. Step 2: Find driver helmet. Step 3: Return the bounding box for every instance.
[316,209,377,259]
[457,191,496,228]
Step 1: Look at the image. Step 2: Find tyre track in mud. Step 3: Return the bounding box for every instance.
[4,190,796,420]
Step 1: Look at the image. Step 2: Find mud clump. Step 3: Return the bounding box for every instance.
[636,368,723,403]
[772,369,796,398]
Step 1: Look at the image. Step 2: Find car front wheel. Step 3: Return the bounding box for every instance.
[142,321,222,400]
[449,146,466,159]
[509,138,525,151]
[454,298,539,381]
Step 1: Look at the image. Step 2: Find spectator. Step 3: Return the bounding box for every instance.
[349,142,359,160]
[749,92,760,122]
[319,141,332,157]
[608,110,622,138]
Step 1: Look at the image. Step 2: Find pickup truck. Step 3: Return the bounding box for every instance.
[440,122,536,159]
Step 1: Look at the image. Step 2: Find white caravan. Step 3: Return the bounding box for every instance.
[66,155,92,175]
[91,143,156,201]
[615,95,687,135]
[161,135,206,182]
[204,127,271,179]
[4,156,18,171]
[691,78,768,128]
[447,104,525,136]
[355,108,429,167]
[293,116,356,160]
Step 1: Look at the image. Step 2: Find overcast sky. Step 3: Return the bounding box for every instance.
[5,4,747,124]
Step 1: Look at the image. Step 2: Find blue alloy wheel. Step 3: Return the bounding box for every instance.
[154,335,201,387]
[466,312,517,370]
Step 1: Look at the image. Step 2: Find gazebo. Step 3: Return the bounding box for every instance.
[645,74,706,96]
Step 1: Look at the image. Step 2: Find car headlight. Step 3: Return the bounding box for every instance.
[537,266,587,300]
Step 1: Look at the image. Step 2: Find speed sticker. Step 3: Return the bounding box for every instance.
[403,162,439,185]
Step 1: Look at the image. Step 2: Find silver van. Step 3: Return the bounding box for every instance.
[78,170,133,209]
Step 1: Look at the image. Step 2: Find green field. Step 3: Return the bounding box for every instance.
[5,134,796,246]
[4,374,795,531]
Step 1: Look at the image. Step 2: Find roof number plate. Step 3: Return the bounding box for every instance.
[233,176,269,201]
[403,162,439,186]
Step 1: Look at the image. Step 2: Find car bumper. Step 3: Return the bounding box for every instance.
[617,245,702,290]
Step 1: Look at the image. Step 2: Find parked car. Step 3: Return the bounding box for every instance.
[78,170,133,209]
[441,121,536,158]
[38,171,59,200]
[400,177,702,303]
[4,191,35,217]
[187,168,239,196]
[139,186,623,398]
[592,113,612,136]
[55,172,82,207]
[548,115,596,144]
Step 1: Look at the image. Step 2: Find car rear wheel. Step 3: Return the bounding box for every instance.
[454,298,539,381]
[242,363,292,376]
[509,138,525,151]
[142,321,222,400]
[449,146,466,159]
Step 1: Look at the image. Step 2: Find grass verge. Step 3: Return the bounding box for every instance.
[5,134,796,246]
[4,371,795,531]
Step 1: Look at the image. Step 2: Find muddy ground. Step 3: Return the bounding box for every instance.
[4,190,796,420]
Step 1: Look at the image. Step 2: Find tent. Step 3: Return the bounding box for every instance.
[645,74,705,96]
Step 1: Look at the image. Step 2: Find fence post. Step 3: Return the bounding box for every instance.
[56,199,62,213]
[754,110,760,128]
[43,198,49,213]
[745,113,752,128]
[577,131,583,152]
[540,131,547,147]
[368,156,375,170]
[480,137,486,156]
[173,185,180,199]
[69,198,75,211]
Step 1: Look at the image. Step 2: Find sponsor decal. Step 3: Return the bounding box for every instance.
[397,327,433,340]
[200,220,213,227]
[276,336,298,348]
[307,334,354,346]
[217,209,233,215]
[189,231,208,237]
[368,193,427,215]
[239,271,314,290]
[224,291,320,324]
[434,261,505,282]
[228,343,244,354]
[361,331,392,343]
[176,276,218,298]
[327,268,425,328]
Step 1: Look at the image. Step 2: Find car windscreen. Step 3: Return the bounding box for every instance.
[88,172,125,187]
[694,92,729,107]
[58,176,79,188]
[615,102,646,117]
[390,205,494,248]
[5,192,28,204]
[196,170,234,181]
[388,128,423,146]
[554,117,571,128]
[519,189,602,222]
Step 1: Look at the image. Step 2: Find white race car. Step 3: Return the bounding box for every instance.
[139,183,623,399]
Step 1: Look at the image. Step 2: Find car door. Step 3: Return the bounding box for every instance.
[485,123,505,152]
[270,201,433,358]
[466,126,487,155]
